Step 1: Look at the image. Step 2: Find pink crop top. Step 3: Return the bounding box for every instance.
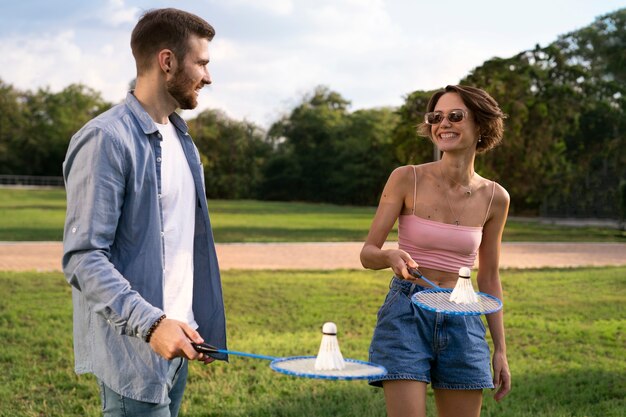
[397,166,496,273]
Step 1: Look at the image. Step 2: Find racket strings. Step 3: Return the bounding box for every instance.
[412,289,501,315]
[271,357,386,379]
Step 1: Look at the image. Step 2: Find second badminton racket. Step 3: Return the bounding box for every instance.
[192,343,387,380]
[407,267,502,316]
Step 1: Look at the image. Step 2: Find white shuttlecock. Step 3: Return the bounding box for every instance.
[449,266,479,304]
[314,322,346,371]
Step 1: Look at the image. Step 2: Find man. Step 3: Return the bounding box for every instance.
[62,8,227,416]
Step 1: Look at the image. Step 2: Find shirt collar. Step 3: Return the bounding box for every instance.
[125,91,189,136]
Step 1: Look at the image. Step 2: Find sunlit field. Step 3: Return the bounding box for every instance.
[0,267,623,416]
[0,189,623,242]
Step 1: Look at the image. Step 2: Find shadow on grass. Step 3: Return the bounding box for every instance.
[481,368,625,417]
[0,227,63,241]
[186,367,625,417]
[186,373,387,417]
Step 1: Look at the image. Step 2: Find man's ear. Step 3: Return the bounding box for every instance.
[158,49,176,74]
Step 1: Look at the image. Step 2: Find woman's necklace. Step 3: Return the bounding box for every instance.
[440,165,473,226]
[442,167,474,196]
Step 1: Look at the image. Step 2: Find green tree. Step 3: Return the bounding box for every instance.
[329,107,399,205]
[19,84,110,176]
[262,86,350,202]
[0,80,28,174]
[188,109,271,199]
[392,89,438,166]
[261,86,400,205]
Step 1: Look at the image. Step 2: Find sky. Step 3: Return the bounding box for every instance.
[1,0,623,129]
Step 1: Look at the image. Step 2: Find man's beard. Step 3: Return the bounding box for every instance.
[167,67,200,110]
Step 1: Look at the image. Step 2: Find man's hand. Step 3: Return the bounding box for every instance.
[148,318,214,364]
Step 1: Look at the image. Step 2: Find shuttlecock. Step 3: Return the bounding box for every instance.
[314,322,346,371]
[449,267,478,304]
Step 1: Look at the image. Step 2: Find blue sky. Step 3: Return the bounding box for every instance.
[1,0,623,128]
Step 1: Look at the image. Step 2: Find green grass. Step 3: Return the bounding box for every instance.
[206,199,379,242]
[0,188,68,241]
[0,267,624,416]
[0,188,624,242]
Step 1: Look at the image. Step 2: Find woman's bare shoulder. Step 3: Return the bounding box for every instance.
[492,181,510,203]
[488,181,510,216]
[388,164,416,183]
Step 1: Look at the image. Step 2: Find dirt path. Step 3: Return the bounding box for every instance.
[1,241,625,272]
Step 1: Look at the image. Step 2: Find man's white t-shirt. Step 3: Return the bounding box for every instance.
[156,120,198,329]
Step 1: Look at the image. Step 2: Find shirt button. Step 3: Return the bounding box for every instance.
[156,157,162,162]
[158,194,162,199]
[160,232,164,237]
[157,133,162,139]
[71,227,77,233]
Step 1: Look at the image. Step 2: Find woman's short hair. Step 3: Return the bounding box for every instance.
[417,85,506,153]
[131,8,215,74]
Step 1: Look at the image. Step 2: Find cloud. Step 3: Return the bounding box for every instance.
[217,0,295,16]
[194,0,489,126]
[0,29,133,102]
[101,0,141,26]
[1,0,621,130]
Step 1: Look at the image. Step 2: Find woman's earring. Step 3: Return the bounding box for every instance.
[478,135,482,143]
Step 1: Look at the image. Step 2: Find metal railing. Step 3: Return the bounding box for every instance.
[0,175,64,188]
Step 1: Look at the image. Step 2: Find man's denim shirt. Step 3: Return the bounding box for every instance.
[62,92,227,403]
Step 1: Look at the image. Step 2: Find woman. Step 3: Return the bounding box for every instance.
[360,85,511,417]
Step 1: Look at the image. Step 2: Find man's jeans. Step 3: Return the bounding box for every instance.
[98,358,188,417]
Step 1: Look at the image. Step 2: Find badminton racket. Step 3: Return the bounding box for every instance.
[192,343,387,380]
[407,267,502,316]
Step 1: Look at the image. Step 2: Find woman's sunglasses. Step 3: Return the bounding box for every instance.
[424,109,468,125]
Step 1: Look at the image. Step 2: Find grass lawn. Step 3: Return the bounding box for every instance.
[0,267,624,416]
[0,188,624,242]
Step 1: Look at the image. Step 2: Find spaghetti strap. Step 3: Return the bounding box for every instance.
[482,181,497,226]
[412,166,417,215]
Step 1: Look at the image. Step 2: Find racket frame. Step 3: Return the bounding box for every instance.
[411,288,502,316]
[192,343,387,380]
[407,267,503,316]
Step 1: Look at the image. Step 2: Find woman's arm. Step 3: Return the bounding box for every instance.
[360,166,418,279]
[476,183,511,401]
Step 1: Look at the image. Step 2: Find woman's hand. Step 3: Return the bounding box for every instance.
[492,349,511,401]
[386,249,419,281]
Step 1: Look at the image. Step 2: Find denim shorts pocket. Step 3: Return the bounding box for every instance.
[377,288,401,318]
[466,315,487,340]
[477,316,487,333]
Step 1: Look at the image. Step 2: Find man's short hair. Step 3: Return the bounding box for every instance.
[131,8,215,74]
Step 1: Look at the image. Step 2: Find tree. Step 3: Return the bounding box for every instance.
[260,86,400,205]
[0,80,28,174]
[392,89,439,166]
[188,109,271,199]
[329,107,399,205]
[262,86,350,202]
[0,81,111,176]
[458,9,626,216]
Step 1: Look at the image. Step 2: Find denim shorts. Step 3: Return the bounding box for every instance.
[369,277,494,390]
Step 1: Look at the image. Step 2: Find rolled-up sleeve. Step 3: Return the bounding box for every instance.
[63,126,162,339]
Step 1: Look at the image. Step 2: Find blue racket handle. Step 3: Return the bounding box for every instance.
[407,267,441,289]
[192,342,277,361]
